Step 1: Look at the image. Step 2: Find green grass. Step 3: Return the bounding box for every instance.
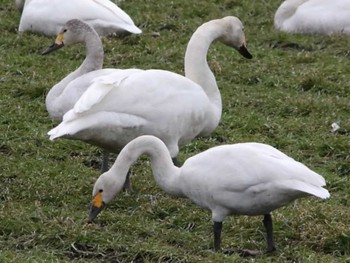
[1,0,349,262]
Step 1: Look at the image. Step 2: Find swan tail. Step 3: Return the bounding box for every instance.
[48,111,147,140]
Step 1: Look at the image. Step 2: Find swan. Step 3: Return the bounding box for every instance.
[47,16,252,171]
[18,0,142,36]
[274,0,350,35]
[43,19,143,172]
[88,135,330,254]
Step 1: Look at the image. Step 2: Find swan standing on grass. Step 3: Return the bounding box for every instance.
[18,0,142,36]
[274,0,350,35]
[88,135,330,255]
[47,16,252,173]
[43,19,143,172]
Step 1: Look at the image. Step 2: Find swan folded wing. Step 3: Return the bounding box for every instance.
[91,0,138,26]
[72,69,142,115]
[48,111,147,140]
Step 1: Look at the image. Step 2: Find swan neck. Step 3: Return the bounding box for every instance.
[45,30,104,121]
[184,20,224,131]
[111,136,182,196]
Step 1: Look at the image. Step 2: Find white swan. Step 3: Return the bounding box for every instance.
[47,16,252,168]
[18,0,142,36]
[43,19,143,122]
[274,0,350,35]
[44,19,143,172]
[88,135,330,254]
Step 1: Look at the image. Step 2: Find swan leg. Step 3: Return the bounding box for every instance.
[172,157,180,167]
[123,170,132,192]
[100,150,110,173]
[263,213,276,253]
[238,214,276,257]
[213,221,223,251]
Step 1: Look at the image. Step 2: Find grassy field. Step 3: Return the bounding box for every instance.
[1,0,349,262]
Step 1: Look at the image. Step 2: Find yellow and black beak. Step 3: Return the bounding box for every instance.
[88,192,105,222]
[238,42,253,59]
[42,32,64,55]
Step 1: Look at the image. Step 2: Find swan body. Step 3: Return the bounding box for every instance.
[18,0,142,36]
[274,0,350,35]
[48,16,252,160]
[89,135,330,252]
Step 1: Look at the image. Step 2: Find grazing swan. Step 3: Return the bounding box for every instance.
[89,135,330,254]
[47,16,252,171]
[18,0,142,36]
[274,0,350,35]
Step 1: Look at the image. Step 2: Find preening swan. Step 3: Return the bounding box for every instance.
[18,0,142,36]
[89,135,330,254]
[47,16,252,170]
[274,0,350,35]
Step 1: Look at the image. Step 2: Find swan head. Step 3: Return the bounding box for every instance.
[42,19,96,55]
[218,16,252,59]
[88,171,125,222]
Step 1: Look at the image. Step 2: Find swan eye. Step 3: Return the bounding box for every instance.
[63,29,67,33]
[99,189,103,193]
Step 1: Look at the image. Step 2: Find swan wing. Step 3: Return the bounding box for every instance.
[69,69,144,117]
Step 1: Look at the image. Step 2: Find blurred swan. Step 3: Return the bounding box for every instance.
[15,0,24,12]
[18,0,142,36]
[274,0,350,35]
[88,135,330,254]
[47,16,252,173]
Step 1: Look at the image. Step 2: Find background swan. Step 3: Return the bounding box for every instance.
[88,135,330,254]
[18,0,142,36]
[274,0,350,35]
[47,16,252,171]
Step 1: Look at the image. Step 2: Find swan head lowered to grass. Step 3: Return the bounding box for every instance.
[89,135,330,254]
[18,0,142,36]
[274,0,350,35]
[47,16,252,166]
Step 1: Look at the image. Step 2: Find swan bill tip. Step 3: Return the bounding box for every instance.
[239,45,253,59]
[42,42,64,55]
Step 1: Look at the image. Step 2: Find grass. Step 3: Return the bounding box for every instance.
[0,0,349,262]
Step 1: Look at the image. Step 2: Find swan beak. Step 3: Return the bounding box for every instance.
[88,192,105,222]
[42,33,64,55]
[239,43,253,59]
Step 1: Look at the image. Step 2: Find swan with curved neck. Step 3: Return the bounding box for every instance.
[89,135,330,254]
[48,16,252,166]
[44,19,105,121]
[18,0,142,36]
[274,0,350,35]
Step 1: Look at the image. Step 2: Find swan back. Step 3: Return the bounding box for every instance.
[274,0,350,35]
[18,0,141,36]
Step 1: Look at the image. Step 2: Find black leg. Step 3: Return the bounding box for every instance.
[123,170,132,192]
[100,150,110,173]
[172,157,180,167]
[263,214,276,253]
[213,221,223,251]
